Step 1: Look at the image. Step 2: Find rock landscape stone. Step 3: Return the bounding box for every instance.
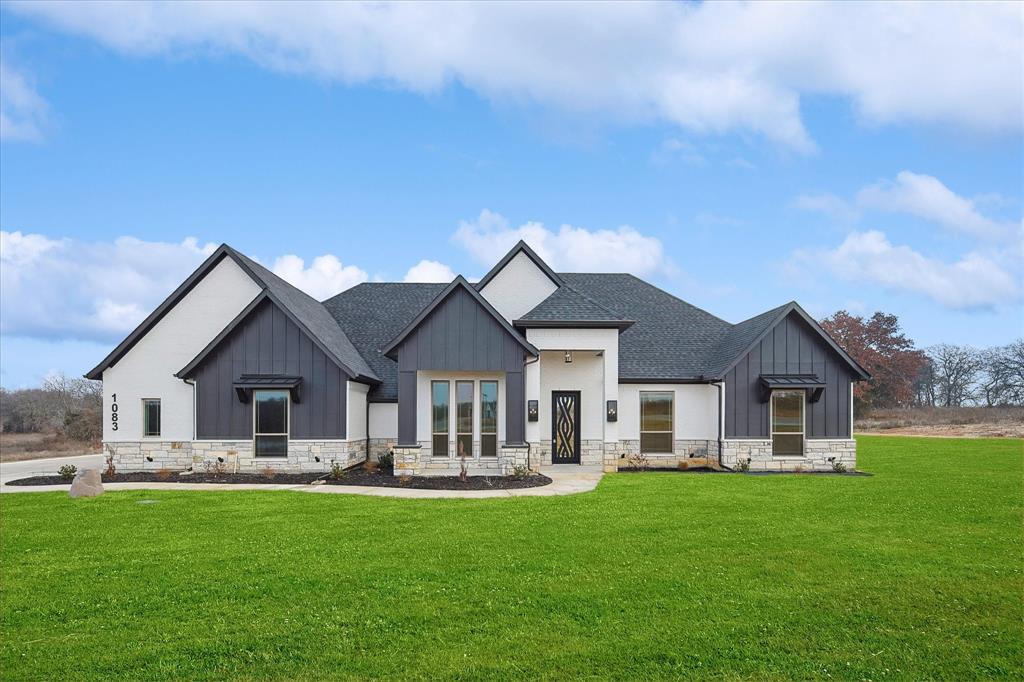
[69,469,103,498]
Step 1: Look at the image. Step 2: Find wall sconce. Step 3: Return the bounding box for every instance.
[606,400,618,422]
[564,350,573,363]
[528,400,539,421]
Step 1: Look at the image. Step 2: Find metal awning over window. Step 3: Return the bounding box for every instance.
[233,375,302,403]
[759,374,825,403]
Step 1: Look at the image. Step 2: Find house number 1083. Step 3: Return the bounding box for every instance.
[110,393,119,431]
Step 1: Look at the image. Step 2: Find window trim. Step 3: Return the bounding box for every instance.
[456,380,474,459]
[639,390,674,454]
[480,380,498,457]
[431,380,450,458]
[142,398,161,438]
[770,389,805,458]
[253,389,290,459]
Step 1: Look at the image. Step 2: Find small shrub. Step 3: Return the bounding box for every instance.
[260,466,277,480]
[735,457,751,473]
[831,459,848,474]
[58,464,77,480]
[201,459,227,476]
[510,464,530,479]
[626,451,649,471]
[103,444,117,477]
[459,453,468,482]
[398,474,412,485]
[378,451,394,468]
[677,460,689,471]
[328,461,347,480]
[362,459,379,474]
[156,467,174,481]
[793,464,805,474]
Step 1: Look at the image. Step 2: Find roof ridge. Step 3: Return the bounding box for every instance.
[558,282,627,320]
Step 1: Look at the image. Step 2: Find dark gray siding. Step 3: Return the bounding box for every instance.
[192,298,348,440]
[394,286,528,444]
[724,312,854,439]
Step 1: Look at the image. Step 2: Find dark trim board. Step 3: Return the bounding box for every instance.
[513,319,635,330]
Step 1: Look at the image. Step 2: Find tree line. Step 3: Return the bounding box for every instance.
[820,311,1023,412]
[0,373,102,444]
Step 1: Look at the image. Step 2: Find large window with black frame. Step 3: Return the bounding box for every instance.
[431,380,449,458]
[254,389,288,457]
[480,380,498,457]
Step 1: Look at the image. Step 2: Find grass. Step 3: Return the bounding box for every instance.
[1,436,1021,680]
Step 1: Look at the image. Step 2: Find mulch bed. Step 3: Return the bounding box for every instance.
[5,466,553,490]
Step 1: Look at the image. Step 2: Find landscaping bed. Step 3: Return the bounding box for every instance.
[4,466,552,490]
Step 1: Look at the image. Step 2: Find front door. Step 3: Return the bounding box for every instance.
[551,391,581,464]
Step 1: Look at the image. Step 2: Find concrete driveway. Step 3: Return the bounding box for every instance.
[0,453,104,485]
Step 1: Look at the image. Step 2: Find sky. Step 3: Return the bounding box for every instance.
[1,1,1021,388]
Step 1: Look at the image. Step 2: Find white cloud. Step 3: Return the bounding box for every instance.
[453,209,671,276]
[0,60,48,141]
[0,231,217,342]
[857,171,1014,241]
[403,259,455,283]
[9,1,1022,151]
[652,138,706,166]
[793,193,860,225]
[270,253,367,300]
[792,230,1020,310]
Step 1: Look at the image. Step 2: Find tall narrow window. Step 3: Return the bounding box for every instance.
[142,399,161,437]
[640,391,673,453]
[456,381,474,458]
[771,390,804,456]
[254,389,288,457]
[480,380,498,457]
[431,381,449,458]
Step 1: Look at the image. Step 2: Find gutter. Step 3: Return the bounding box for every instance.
[523,352,541,471]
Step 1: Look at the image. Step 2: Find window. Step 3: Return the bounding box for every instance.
[771,390,804,456]
[142,399,161,437]
[640,391,673,453]
[480,380,498,457]
[254,389,288,457]
[431,381,449,458]
[456,381,474,458]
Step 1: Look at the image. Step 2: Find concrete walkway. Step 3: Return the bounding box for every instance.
[0,467,603,499]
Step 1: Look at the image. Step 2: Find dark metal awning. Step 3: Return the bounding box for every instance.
[233,375,302,403]
[759,374,825,403]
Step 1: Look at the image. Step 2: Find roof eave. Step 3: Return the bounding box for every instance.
[513,319,635,331]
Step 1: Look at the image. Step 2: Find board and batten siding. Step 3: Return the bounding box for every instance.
[395,285,527,445]
[191,298,348,440]
[724,312,854,439]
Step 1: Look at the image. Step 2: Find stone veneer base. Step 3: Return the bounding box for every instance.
[721,439,856,472]
[105,439,367,473]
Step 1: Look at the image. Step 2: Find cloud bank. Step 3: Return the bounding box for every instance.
[8,1,1022,151]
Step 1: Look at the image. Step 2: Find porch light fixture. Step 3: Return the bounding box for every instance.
[606,400,618,422]
[564,350,573,363]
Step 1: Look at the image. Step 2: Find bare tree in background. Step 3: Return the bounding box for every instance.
[980,340,1024,406]
[1,373,102,444]
[914,356,937,407]
[928,344,982,407]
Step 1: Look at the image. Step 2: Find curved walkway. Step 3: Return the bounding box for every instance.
[0,469,604,499]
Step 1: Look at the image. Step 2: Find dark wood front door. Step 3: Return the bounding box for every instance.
[551,391,581,464]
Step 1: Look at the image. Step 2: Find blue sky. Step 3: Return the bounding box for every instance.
[1,2,1021,388]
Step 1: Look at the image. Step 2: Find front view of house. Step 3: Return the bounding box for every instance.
[87,241,868,476]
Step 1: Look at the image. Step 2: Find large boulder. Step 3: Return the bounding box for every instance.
[69,469,103,498]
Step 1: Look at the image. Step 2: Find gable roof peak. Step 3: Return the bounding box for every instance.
[475,240,563,290]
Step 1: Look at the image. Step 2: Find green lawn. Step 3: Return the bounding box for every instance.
[1,436,1021,680]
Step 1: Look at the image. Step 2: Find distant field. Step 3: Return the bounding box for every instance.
[856,406,1024,438]
[1,436,1021,680]
[0,432,99,463]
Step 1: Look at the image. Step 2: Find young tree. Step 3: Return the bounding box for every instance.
[820,310,926,411]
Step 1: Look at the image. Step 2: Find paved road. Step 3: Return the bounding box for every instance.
[0,453,104,484]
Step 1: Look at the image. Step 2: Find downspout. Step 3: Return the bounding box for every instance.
[714,380,730,471]
[365,395,371,462]
[523,352,541,471]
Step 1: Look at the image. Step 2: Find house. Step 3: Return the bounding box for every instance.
[86,241,869,476]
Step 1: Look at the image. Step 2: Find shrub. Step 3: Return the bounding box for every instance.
[677,460,689,471]
[831,459,848,474]
[735,457,751,473]
[362,459,379,474]
[378,451,394,469]
[398,474,412,485]
[156,468,174,481]
[328,461,347,480]
[201,460,227,477]
[260,466,277,480]
[510,464,530,479]
[58,464,77,480]
[626,451,649,471]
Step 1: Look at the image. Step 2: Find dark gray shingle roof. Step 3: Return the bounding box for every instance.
[322,282,448,400]
[517,284,628,323]
[703,302,791,378]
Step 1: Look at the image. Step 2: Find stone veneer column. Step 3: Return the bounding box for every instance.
[393,444,422,476]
